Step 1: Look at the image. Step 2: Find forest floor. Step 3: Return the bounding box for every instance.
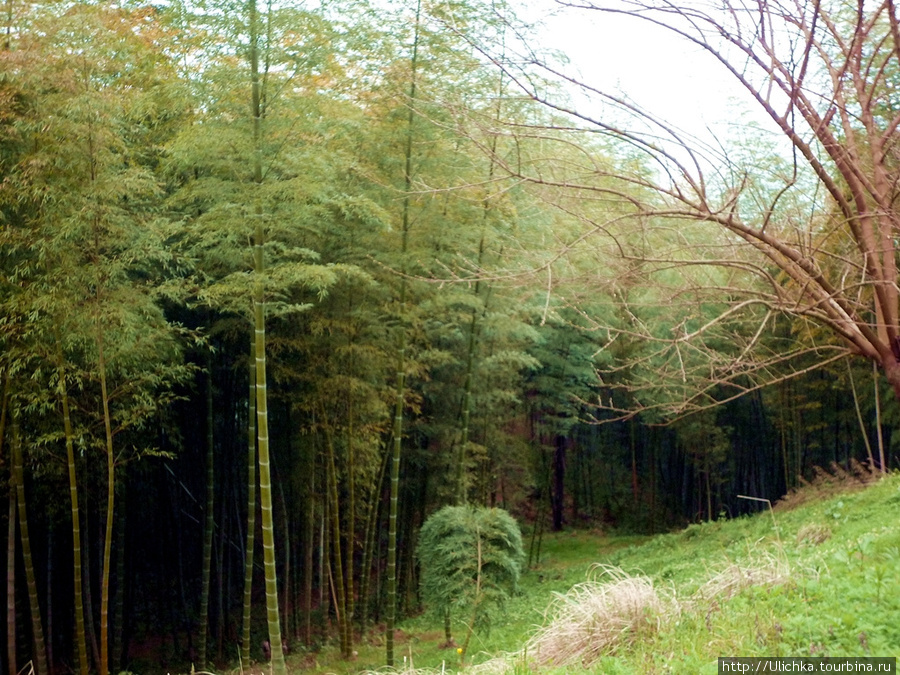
[264,470,900,674]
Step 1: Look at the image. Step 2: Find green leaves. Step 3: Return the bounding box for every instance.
[418,505,524,635]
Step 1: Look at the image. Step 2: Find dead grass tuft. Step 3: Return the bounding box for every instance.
[467,655,523,675]
[524,565,674,668]
[355,667,443,675]
[776,460,879,511]
[796,522,832,546]
[693,550,793,603]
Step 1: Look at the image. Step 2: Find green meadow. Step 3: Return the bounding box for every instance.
[295,472,900,675]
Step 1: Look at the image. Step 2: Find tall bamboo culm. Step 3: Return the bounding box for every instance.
[11,410,49,675]
[323,421,351,656]
[2,375,18,675]
[241,345,257,666]
[249,0,286,669]
[96,329,115,675]
[198,361,215,669]
[55,339,90,675]
[386,0,421,665]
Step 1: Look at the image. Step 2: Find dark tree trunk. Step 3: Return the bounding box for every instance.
[551,435,566,532]
[7,490,17,675]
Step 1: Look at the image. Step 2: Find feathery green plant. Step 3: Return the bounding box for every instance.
[417,505,524,660]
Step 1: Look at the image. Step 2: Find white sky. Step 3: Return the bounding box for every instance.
[527,1,777,150]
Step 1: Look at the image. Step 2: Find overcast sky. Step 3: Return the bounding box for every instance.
[526,1,776,151]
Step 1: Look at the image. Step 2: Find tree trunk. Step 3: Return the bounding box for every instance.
[455,282,480,506]
[2,0,12,51]
[319,482,329,622]
[357,445,388,632]
[215,494,227,662]
[241,347,257,666]
[551,435,566,531]
[82,501,100,669]
[253,239,286,675]
[630,420,638,506]
[7,489,16,675]
[345,391,355,629]
[96,328,115,675]
[303,460,314,646]
[874,362,887,473]
[647,429,657,533]
[386,0,421,665]
[45,524,53,672]
[0,375,14,675]
[55,340,90,675]
[456,67,504,507]
[198,364,215,670]
[249,0,286,669]
[276,473,291,644]
[323,422,350,657]
[112,502,126,672]
[12,413,49,675]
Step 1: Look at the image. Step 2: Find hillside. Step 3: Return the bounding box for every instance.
[304,471,900,674]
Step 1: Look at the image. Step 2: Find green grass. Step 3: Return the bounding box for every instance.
[289,473,900,674]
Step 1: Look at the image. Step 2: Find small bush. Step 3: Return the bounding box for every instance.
[417,505,525,635]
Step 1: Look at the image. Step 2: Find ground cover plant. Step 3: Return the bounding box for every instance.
[288,472,900,674]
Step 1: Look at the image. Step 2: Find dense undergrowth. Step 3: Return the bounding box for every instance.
[244,472,900,674]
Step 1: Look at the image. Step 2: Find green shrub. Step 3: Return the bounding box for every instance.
[417,505,525,650]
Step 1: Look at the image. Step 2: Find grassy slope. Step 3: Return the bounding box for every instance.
[582,471,900,673]
[299,473,900,674]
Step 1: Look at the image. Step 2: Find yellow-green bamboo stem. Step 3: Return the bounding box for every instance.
[55,339,90,675]
[111,501,126,671]
[6,491,15,675]
[96,328,115,675]
[250,0,286,667]
[386,1,421,665]
[323,419,350,657]
[3,375,17,675]
[253,271,285,673]
[241,345,257,667]
[455,63,503,506]
[345,384,355,628]
[12,411,49,675]
[357,444,388,631]
[198,360,215,670]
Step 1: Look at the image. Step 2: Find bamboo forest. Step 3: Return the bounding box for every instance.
[2,0,900,672]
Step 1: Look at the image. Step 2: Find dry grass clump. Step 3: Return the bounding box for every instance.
[355,667,443,675]
[693,550,793,604]
[525,565,674,668]
[776,460,879,511]
[796,522,832,546]
[467,655,521,675]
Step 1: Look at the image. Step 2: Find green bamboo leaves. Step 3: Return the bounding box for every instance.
[417,505,524,658]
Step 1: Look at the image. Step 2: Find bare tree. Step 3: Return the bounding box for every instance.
[465,0,900,420]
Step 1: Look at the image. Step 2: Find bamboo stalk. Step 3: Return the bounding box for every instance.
[250,0,286,669]
[55,338,90,675]
[386,0,421,664]
[96,327,115,675]
[198,360,215,670]
[241,345,257,666]
[323,417,351,656]
[12,410,49,675]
